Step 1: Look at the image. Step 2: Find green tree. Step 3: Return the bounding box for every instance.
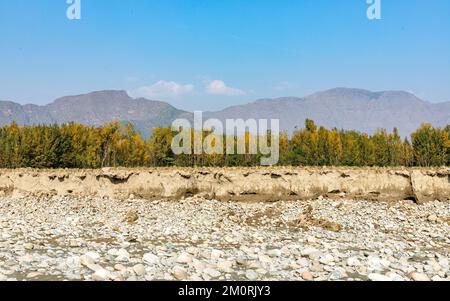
[149,128,174,166]
[411,124,448,167]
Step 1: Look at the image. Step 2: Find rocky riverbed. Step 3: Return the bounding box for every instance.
[0,196,449,281]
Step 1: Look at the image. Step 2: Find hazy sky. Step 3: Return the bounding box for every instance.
[1,0,449,111]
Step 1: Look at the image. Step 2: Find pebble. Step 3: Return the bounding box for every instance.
[410,272,430,282]
[216,260,233,272]
[427,215,437,222]
[368,273,391,281]
[24,243,34,250]
[133,264,146,276]
[176,252,193,264]
[267,249,282,257]
[65,255,79,266]
[297,258,310,268]
[310,261,324,273]
[84,252,100,263]
[0,196,447,282]
[26,272,42,279]
[210,250,224,260]
[387,272,405,281]
[245,270,259,280]
[367,256,390,271]
[431,275,444,282]
[258,254,273,264]
[319,254,335,265]
[114,264,126,271]
[92,268,110,281]
[301,247,318,257]
[204,268,221,278]
[80,255,95,267]
[115,250,130,262]
[301,271,314,281]
[172,266,188,280]
[143,253,159,265]
[346,257,361,267]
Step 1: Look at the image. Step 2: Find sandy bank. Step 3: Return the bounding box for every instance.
[0,167,448,203]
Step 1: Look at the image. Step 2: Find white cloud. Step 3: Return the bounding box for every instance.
[205,80,246,96]
[130,80,194,99]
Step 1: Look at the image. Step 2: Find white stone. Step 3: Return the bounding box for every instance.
[80,255,95,267]
[267,249,282,257]
[172,266,188,280]
[210,249,224,260]
[26,272,42,279]
[302,271,314,281]
[346,257,361,267]
[24,243,34,250]
[107,249,119,256]
[319,254,335,265]
[427,215,437,222]
[431,275,444,282]
[216,260,233,272]
[192,259,206,271]
[143,253,159,265]
[258,254,273,264]
[186,247,198,255]
[410,272,430,281]
[301,247,318,257]
[176,252,193,264]
[115,254,130,262]
[204,268,221,278]
[133,264,145,276]
[387,272,405,281]
[114,264,126,271]
[306,236,317,243]
[84,252,100,263]
[297,258,310,268]
[368,273,391,281]
[92,268,110,281]
[117,249,130,257]
[367,256,384,271]
[245,270,258,280]
[66,256,81,269]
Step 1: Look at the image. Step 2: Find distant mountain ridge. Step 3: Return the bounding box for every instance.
[0,90,190,137]
[1,88,449,137]
[204,88,450,137]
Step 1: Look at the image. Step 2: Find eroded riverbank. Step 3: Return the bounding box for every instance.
[0,167,449,203]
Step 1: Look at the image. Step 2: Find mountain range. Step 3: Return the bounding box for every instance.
[1,88,449,138]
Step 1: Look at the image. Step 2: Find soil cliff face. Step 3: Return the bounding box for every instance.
[0,168,448,203]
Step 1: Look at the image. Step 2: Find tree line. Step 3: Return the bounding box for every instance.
[0,120,448,169]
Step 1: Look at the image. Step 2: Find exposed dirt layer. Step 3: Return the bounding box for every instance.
[0,167,448,203]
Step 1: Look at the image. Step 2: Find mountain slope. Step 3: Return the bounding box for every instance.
[205,88,449,137]
[0,90,190,137]
[0,88,449,137]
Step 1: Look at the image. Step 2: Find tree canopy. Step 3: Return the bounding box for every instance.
[0,120,448,168]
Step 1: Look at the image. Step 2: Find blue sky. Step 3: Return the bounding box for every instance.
[1,0,449,111]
